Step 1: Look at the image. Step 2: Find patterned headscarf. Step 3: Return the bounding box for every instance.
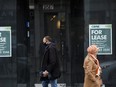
[87,45,99,54]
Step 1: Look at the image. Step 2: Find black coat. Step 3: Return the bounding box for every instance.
[40,43,61,80]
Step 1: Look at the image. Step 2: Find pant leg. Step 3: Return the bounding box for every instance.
[50,79,57,87]
[42,80,49,87]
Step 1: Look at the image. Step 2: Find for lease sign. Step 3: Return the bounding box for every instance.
[0,26,11,57]
[89,24,112,55]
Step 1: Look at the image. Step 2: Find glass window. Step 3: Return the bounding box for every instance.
[84,0,116,86]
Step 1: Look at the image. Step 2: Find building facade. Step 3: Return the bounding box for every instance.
[0,0,116,87]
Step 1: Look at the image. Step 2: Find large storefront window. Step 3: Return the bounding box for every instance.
[84,0,116,87]
[1,0,116,87]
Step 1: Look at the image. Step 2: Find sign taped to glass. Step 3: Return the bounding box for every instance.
[0,26,11,57]
[89,24,112,55]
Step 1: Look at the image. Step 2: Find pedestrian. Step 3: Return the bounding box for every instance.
[83,45,102,87]
[40,36,61,87]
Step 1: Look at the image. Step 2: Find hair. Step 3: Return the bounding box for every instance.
[44,36,52,42]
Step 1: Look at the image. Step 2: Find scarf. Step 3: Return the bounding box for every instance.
[87,45,101,76]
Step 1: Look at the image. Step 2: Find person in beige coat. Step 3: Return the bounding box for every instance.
[83,45,102,87]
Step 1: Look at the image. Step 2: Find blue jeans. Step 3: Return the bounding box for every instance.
[42,79,57,87]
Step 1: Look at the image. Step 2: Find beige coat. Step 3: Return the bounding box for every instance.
[83,55,102,87]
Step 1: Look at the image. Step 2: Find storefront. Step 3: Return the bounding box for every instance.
[0,0,116,87]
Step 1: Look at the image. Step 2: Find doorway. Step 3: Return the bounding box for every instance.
[43,12,68,84]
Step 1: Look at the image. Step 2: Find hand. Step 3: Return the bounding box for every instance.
[43,70,49,77]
